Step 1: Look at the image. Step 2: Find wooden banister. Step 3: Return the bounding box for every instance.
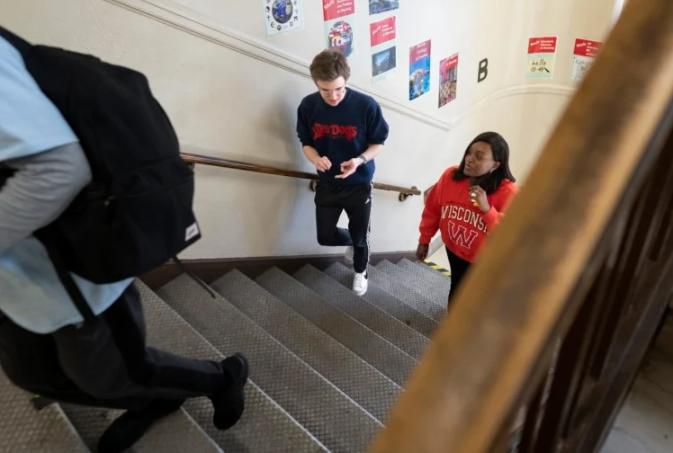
[180,151,420,201]
[371,0,673,452]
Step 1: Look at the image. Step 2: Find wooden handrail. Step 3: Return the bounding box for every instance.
[180,151,420,200]
[371,0,673,452]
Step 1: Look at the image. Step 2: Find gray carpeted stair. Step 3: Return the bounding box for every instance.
[378,259,450,307]
[0,372,89,452]
[324,262,438,338]
[397,258,452,293]
[61,403,221,453]
[210,269,400,422]
[139,280,325,453]
[158,274,379,453]
[4,253,454,451]
[256,267,417,386]
[367,265,446,322]
[294,264,429,359]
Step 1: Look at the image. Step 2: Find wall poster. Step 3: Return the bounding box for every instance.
[572,38,602,81]
[264,0,303,35]
[409,40,431,100]
[369,0,399,15]
[324,0,356,56]
[438,53,458,107]
[527,36,557,79]
[370,16,397,78]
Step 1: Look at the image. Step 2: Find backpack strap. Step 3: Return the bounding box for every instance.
[0,26,32,56]
[45,246,97,322]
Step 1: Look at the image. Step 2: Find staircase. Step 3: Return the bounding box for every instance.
[1,258,447,452]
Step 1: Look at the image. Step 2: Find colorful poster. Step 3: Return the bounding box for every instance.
[527,36,557,79]
[372,46,396,77]
[370,16,396,47]
[323,0,355,21]
[323,0,355,56]
[438,53,458,108]
[369,16,396,79]
[409,40,431,100]
[572,38,602,81]
[369,0,399,15]
[264,0,303,35]
[326,18,355,57]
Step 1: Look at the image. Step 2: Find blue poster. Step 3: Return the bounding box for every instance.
[409,40,431,100]
[369,0,399,15]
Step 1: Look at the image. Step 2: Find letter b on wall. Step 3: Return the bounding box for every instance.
[478,58,489,83]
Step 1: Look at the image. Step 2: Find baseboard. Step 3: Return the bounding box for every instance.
[140,251,417,289]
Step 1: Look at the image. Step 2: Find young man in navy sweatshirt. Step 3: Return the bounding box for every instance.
[297,49,389,295]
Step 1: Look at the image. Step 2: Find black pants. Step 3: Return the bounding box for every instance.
[0,284,224,411]
[446,247,471,305]
[315,183,372,273]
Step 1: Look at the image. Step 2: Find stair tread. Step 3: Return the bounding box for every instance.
[159,275,379,453]
[378,259,449,307]
[0,372,89,453]
[138,280,327,453]
[294,264,429,359]
[61,403,221,453]
[398,258,452,288]
[366,266,446,322]
[324,262,438,338]
[256,267,417,386]
[211,269,400,422]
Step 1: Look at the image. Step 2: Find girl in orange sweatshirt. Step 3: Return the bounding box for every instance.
[417,131,518,304]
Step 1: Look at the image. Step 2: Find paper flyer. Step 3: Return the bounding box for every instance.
[370,16,396,78]
[409,40,431,100]
[264,0,303,35]
[527,36,557,79]
[369,0,399,15]
[323,0,354,20]
[324,0,356,57]
[438,53,458,107]
[370,16,396,47]
[571,38,602,81]
[372,46,396,78]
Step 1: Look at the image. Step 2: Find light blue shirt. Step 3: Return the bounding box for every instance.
[0,36,132,334]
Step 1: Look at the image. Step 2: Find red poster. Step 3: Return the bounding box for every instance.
[370,16,396,47]
[323,0,355,21]
[573,38,602,57]
[409,40,431,63]
[528,36,557,54]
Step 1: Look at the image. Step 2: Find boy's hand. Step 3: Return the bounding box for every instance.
[313,156,332,172]
[335,157,362,179]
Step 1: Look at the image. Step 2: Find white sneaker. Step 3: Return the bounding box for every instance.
[352,271,368,296]
[344,246,354,264]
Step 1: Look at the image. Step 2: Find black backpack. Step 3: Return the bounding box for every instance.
[0,27,201,285]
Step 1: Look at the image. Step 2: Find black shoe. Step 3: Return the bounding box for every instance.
[97,398,185,453]
[210,353,249,430]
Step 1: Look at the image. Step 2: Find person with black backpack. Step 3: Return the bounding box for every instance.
[0,31,248,452]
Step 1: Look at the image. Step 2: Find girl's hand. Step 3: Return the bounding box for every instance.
[416,243,429,261]
[469,185,490,213]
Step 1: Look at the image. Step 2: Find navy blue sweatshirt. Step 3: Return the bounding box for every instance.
[296,88,389,186]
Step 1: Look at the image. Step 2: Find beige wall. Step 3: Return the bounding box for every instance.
[0,0,618,258]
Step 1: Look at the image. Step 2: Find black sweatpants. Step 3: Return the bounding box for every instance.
[0,284,224,411]
[446,247,471,305]
[315,183,372,273]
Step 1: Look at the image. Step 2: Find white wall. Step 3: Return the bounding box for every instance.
[0,0,618,258]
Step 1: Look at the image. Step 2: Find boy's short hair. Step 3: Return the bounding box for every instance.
[309,49,351,82]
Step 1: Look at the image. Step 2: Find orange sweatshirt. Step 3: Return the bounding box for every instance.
[418,166,518,263]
